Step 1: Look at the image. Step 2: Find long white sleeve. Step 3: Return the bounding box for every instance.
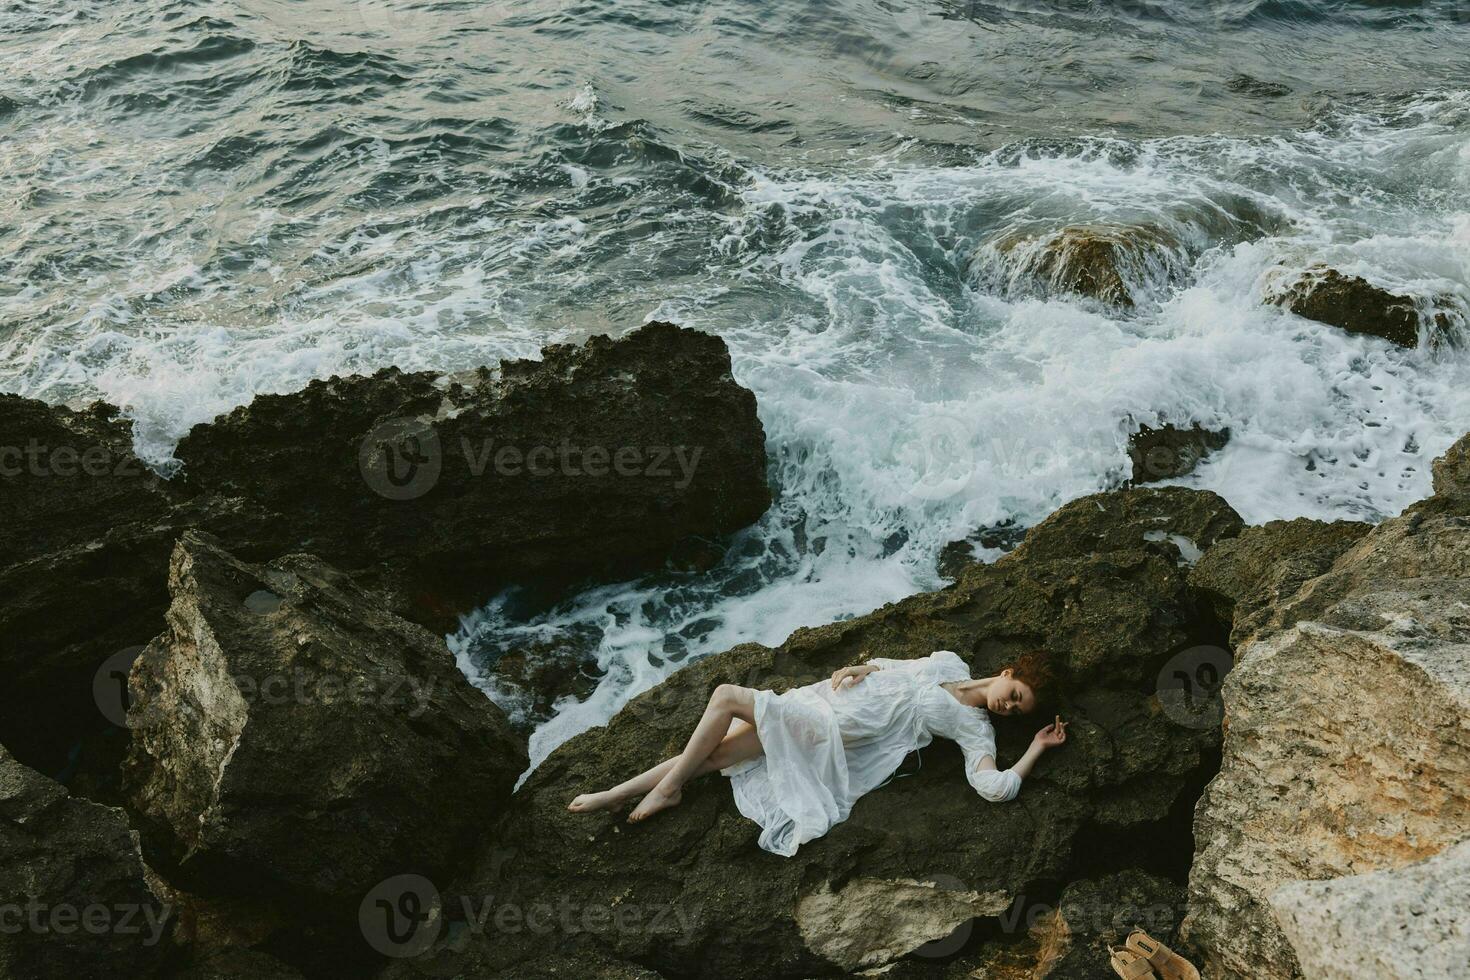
[866,655,934,673]
[968,765,1022,802]
[951,703,1021,802]
[868,650,967,676]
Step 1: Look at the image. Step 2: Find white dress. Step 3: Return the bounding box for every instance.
[722,650,1023,857]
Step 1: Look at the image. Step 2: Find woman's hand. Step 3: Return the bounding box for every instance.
[1031,715,1068,750]
[830,663,880,690]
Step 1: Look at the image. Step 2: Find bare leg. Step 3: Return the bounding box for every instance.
[568,757,675,813]
[628,685,756,823]
[568,718,762,814]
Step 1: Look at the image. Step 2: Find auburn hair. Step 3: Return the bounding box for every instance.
[1006,649,1057,701]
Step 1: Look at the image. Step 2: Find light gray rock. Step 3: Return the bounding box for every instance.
[1182,435,1470,979]
[1269,838,1470,980]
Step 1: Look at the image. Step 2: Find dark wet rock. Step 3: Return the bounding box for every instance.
[122,533,525,932]
[1226,74,1290,98]
[1183,434,1470,978]
[1270,265,1445,347]
[0,324,768,779]
[0,744,172,979]
[1011,484,1242,570]
[0,395,169,566]
[1188,517,1372,645]
[138,867,326,980]
[167,948,306,980]
[378,486,1237,978]
[936,520,1027,578]
[0,390,281,776]
[1126,422,1230,485]
[971,223,1188,309]
[1042,871,1190,979]
[173,321,771,628]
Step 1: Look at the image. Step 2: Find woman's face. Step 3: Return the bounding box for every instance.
[988,670,1037,716]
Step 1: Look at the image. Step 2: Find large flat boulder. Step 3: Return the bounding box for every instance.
[1268,838,1470,979]
[0,744,172,978]
[172,320,770,626]
[379,487,1241,978]
[1270,834,1464,980]
[1182,435,1470,978]
[122,533,526,934]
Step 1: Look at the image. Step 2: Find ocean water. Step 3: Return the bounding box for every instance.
[4,1,1470,775]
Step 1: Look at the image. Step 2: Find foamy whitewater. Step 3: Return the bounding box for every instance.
[4,2,1469,781]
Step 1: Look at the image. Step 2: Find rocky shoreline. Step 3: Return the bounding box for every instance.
[2,319,1467,978]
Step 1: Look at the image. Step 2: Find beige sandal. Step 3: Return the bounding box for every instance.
[1110,946,1159,980]
[1125,928,1200,980]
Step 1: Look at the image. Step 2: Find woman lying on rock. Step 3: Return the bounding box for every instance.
[568,650,1067,856]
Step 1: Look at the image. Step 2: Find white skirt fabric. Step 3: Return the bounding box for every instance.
[723,653,971,856]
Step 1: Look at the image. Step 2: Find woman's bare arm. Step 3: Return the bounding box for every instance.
[970,718,1067,799]
[829,663,881,689]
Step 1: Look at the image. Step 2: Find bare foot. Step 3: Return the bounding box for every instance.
[567,790,623,813]
[627,785,682,823]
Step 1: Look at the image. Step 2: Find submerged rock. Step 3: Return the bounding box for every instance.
[122,533,525,931]
[1268,265,1458,348]
[0,744,172,979]
[379,486,1239,978]
[1226,74,1291,98]
[970,223,1189,309]
[936,520,1027,578]
[1126,422,1230,485]
[173,320,771,627]
[1182,435,1470,978]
